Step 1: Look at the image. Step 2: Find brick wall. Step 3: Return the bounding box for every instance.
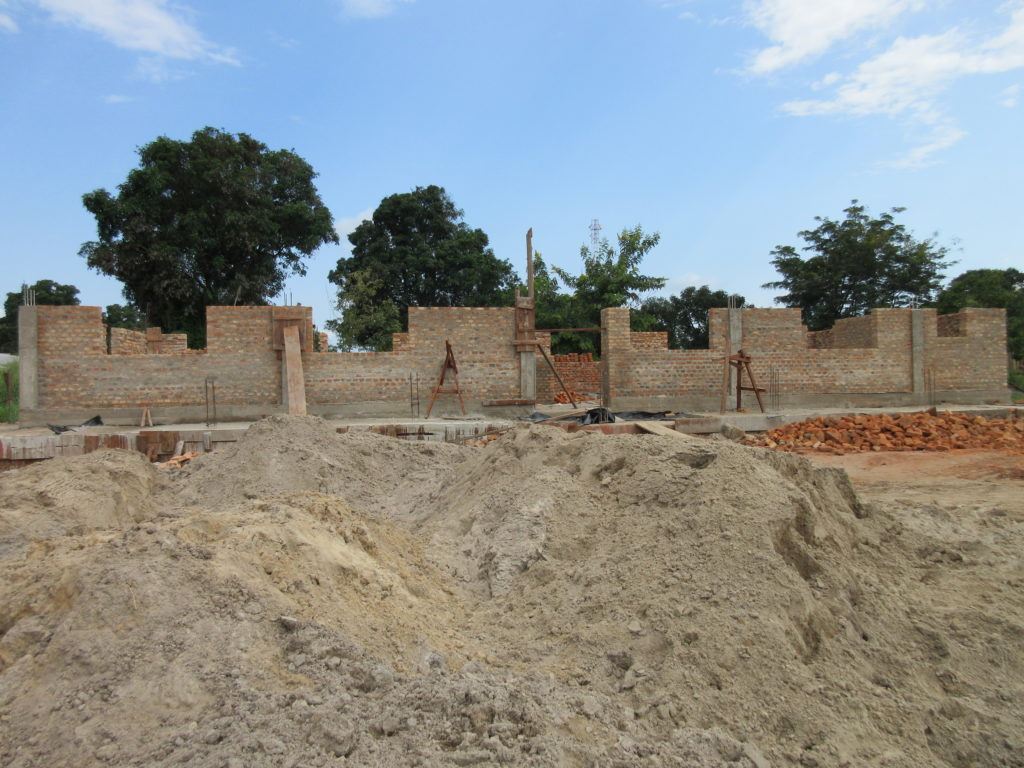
[109,328,147,355]
[536,353,602,401]
[35,306,281,411]
[26,304,522,419]
[925,308,1007,391]
[37,306,106,357]
[23,302,1010,423]
[807,315,878,349]
[110,327,189,355]
[630,331,669,350]
[937,312,965,337]
[206,306,274,353]
[602,306,1009,409]
[304,307,519,411]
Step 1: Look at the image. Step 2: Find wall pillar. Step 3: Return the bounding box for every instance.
[600,307,631,408]
[519,350,536,401]
[911,309,925,403]
[727,307,742,394]
[17,305,38,412]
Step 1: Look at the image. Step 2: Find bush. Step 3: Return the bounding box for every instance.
[0,361,17,422]
[1009,367,1024,399]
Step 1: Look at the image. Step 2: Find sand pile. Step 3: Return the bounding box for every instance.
[745,410,1024,454]
[1,416,1022,767]
[176,415,466,517]
[422,427,1022,766]
[0,449,160,557]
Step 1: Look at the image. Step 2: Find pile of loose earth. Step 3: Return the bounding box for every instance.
[1,416,1021,767]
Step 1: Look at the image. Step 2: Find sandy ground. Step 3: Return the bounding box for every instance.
[1,418,1022,767]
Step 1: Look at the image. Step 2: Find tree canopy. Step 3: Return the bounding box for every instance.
[102,303,145,330]
[0,280,80,354]
[543,226,666,353]
[639,286,746,349]
[937,268,1023,360]
[764,201,953,330]
[327,185,517,350]
[80,127,338,346]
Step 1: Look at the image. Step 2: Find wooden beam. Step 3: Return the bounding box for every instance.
[282,325,307,416]
[635,421,687,438]
[536,343,577,408]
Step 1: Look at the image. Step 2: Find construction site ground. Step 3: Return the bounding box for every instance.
[1,402,1019,441]
[1,413,1022,767]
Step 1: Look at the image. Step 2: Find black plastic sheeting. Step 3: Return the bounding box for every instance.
[46,415,104,435]
[526,409,691,425]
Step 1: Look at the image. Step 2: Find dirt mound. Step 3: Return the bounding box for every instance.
[177,415,466,517]
[746,409,1024,454]
[420,427,1021,767]
[0,421,768,767]
[0,449,159,556]
[1,416,1021,767]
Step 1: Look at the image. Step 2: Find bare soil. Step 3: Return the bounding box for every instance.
[1,417,1021,767]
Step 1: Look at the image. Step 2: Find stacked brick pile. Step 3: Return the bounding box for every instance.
[546,353,601,399]
[554,390,584,404]
[746,410,1024,454]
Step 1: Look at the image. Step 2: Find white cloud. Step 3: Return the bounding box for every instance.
[335,208,374,241]
[811,71,841,90]
[744,0,922,74]
[103,93,132,103]
[782,9,1024,119]
[0,12,17,33]
[663,273,718,294]
[33,0,238,64]
[1001,83,1021,107]
[339,0,413,19]
[653,0,698,21]
[134,55,190,83]
[774,3,1024,166]
[886,122,967,169]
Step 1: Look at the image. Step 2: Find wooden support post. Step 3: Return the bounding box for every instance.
[719,326,731,414]
[282,325,307,416]
[536,343,577,408]
[721,348,766,414]
[425,340,466,419]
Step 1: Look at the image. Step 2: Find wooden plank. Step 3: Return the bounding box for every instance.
[635,421,687,438]
[282,324,307,416]
[536,343,577,408]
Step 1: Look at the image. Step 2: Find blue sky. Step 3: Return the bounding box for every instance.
[1,0,1022,339]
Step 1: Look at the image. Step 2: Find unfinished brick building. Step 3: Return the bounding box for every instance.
[16,301,1009,426]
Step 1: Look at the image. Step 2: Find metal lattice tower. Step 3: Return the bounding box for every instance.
[589,218,602,249]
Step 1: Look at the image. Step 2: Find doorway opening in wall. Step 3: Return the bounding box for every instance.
[536,327,603,406]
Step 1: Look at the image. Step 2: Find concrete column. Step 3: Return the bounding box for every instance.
[911,309,925,403]
[519,350,536,401]
[727,307,742,394]
[17,305,38,411]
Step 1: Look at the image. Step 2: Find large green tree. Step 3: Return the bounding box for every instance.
[102,303,145,330]
[765,201,953,330]
[546,226,666,353]
[937,268,1023,360]
[328,186,516,350]
[531,251,577,353]
[639,286,746,349]
[0,280,80,354]
[80,127,338,346]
